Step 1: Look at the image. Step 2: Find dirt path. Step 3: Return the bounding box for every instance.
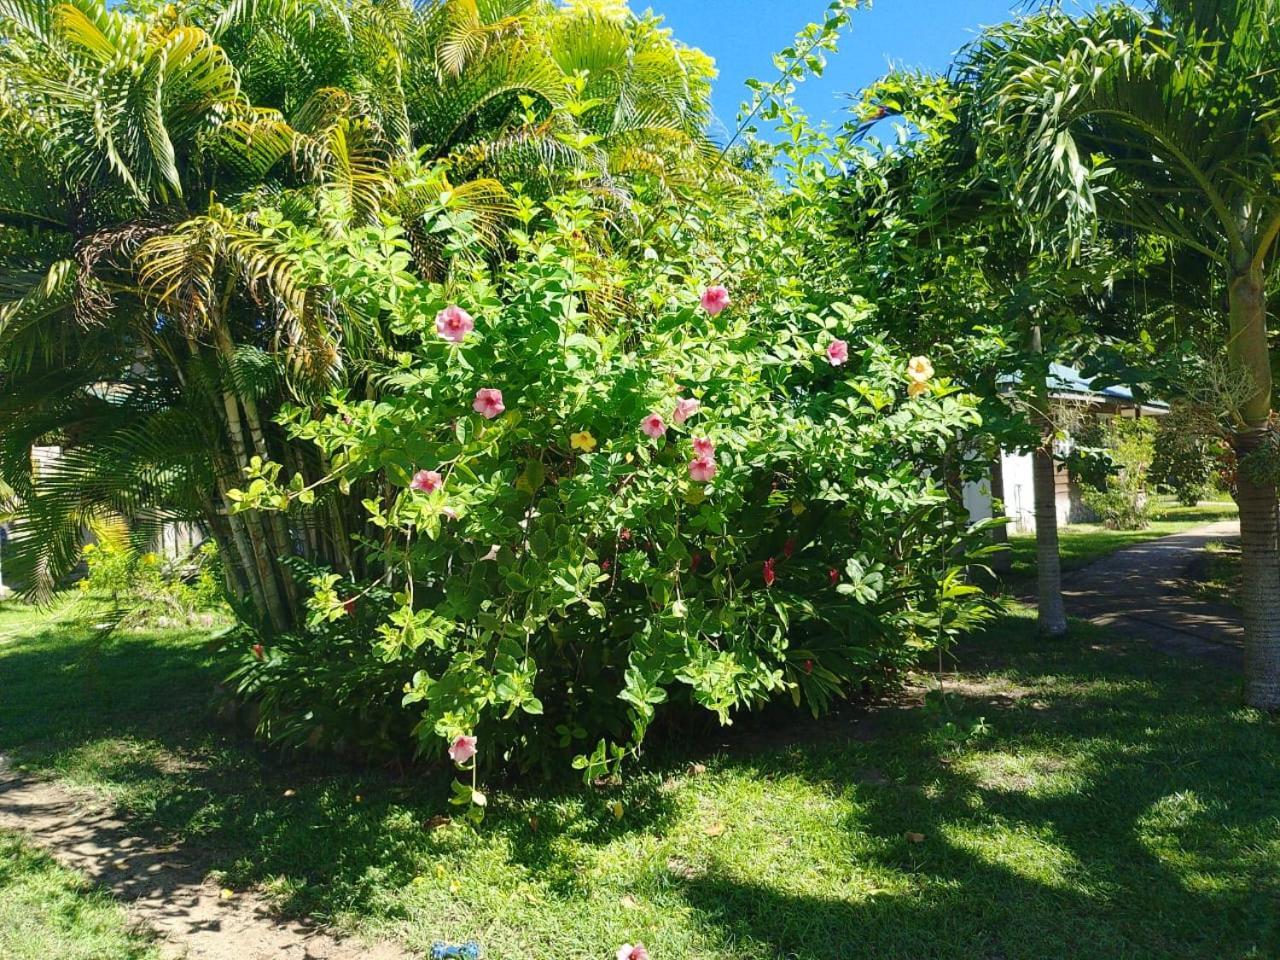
[0,757,410,960]
[1061,519,1243,667]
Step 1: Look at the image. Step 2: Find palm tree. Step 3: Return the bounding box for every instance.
[0,0,721,631]
[967,0,1280,707]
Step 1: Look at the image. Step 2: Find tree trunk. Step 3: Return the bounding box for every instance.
[1032,441,1068,635]
[1030,325,1068,636]
[1228,266,1280,710]
[989,454,1012,575]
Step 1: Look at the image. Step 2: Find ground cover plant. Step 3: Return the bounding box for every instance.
[0,600,1276,959]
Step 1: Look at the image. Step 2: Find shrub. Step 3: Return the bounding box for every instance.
[79,528,226,626]
[1150,419,1227,506]
[230,205,998,782]
[1080,418,1157,529]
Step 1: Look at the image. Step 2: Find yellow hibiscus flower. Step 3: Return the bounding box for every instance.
[570,430,597,453]
[908,380,930,399]
[907,356,934,383]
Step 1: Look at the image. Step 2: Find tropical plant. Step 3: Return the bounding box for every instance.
[226,198,997,779]
[968,0,1280,707]
[0,0,725,633]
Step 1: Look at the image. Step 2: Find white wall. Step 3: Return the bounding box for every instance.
[963,451,1068,535]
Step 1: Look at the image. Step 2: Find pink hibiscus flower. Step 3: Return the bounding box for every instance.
[617,945,649,960]
[641,413,667,439]
[449,735,478,764]
[435,305,474,343]
[673,397,701,424]
[826,339,849,366]
[689,456,717,482]
[411,469,443,493]
[692,437,714,459]
[700,285,730,316]
[473,388,505,419]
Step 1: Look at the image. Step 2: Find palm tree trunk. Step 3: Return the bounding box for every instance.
[1228,266,1280,709]
[1030,326,1067,636]
[989,454,1012,575]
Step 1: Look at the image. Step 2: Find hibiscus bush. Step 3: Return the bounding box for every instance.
[229,193,997,781]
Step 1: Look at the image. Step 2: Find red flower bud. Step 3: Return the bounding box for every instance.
[690,552,702,573]
[783,538,796,559]
[829,568,840,586]
[343,598,356,616]
[251,643,265,661]
[762,558,776,588]
[803,659,814,674]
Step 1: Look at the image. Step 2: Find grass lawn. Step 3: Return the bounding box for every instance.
[1004,498,1238,586]
[0,599,1277,959]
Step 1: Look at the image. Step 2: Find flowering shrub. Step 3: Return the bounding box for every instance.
[230,198,996,781]
[79,532,225,626]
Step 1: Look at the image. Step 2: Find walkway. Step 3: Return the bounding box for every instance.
[0,759,409,960]
[1061,520,1243,667]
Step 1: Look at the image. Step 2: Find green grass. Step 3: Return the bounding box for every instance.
[0,599,1277,959]
[1190,539,1242,607]
[1005,497,1238,583]
[0,830,159,959]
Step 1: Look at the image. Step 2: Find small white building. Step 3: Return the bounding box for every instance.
[965,365,1169,534]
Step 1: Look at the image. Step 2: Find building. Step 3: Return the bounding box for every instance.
[964,364,1169,534]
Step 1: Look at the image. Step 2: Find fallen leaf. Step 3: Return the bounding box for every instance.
[424,815,451,830]
[905,831,926,843]
[220,888,235,900]
[704,822,725,837]
[620,894,640,910]
[687,762,707,775]
[609,800,624,820]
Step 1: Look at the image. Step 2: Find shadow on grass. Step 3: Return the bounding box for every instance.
[670,625,1278,959]
[0,606,1276,958]
[0,611,682,921]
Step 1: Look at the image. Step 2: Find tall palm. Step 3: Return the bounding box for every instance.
[967,0,1280,707]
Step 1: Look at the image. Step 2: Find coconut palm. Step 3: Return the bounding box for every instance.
[965,0,1280,707]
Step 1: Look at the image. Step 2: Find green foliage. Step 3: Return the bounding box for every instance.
[229,201,996,777]
[1150,418,1226,506]
[79,531,226,627]
[1080,418,1157,531]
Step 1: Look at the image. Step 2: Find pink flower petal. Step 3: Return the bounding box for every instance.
[700,285,730,316]
[436,305,475,343]
[448,734,478,764]
[673,397,701,424]
[473,388,505,419]
[641,413,667,439]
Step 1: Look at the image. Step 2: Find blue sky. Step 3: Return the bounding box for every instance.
[647,1,1034,135]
